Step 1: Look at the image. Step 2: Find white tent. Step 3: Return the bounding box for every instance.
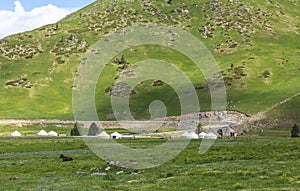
[110,132,122,139]
[198,132,207,139]
[48,131,58,136]
[204,132,218,139]
[181,131,199,139]
[97,131,110,139]
[11,130,21,137]
[37,130,48,136]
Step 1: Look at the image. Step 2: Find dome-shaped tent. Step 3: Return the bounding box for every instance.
[97,131,110,139]
[37,130,48,136]
[48,131,58,136]
[11,130,21,137]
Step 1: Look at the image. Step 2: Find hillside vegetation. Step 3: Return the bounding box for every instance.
[0,0,299,125]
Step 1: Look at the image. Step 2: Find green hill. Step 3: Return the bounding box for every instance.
[0,0,299,125]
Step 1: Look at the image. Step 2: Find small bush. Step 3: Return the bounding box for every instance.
[291,124,299,138]
[71,122,81,136]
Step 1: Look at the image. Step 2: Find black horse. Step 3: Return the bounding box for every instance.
[59,154,73,162]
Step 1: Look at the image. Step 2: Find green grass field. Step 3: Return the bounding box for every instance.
[1,126,300,190]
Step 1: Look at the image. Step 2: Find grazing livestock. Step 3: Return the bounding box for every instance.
[59,154,73,162]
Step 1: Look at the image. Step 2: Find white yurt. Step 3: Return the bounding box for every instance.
[11,130,21,137]
[110,132,122,139]
[204,132,218,139]
[97,131,110,139]
[181,131,199,139]
[198,132,207,139]
[37,130,48,136]
[48,131,58,136]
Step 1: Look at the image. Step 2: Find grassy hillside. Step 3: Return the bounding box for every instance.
[254,94,300,128]
[0,0,299,123]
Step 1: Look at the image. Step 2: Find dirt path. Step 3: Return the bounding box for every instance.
[248,91,300,123]
[0,119,74,125]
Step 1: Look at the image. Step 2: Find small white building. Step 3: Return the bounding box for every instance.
[204,132,218,139]
[48,131,58,136]
[37,130,48,136]
[11,130,21,137]
[110,132,122,139]
[97,131,110,139]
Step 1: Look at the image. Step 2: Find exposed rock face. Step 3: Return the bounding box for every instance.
[51,35,88,55]
[5,77,33,88]
[152,80,164,87]
[157,110,250,123]
[99,110,251,135]
[0,40,43,60]
[200,0,273,52]
[109,82,136,97]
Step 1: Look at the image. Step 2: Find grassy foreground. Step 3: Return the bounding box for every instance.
[1,128,300,190]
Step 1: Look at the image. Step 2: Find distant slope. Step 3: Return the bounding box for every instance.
[251,93,300,128]
[0,0,299,125]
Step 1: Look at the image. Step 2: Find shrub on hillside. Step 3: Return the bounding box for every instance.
[291,124,299,138]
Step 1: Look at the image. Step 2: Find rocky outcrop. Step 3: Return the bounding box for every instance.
[5,77,33,89]
[200,0,273,52]
[0,40,43,60]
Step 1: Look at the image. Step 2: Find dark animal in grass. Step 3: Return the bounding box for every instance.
[59,154,73,162]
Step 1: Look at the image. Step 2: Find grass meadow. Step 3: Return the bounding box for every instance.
[1,126,300,190]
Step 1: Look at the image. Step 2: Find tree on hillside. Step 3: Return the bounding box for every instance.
[121,54,126,64]
[291,124,299,138]
[88,122,99,136]
[197,123,202,135]
[71,122,81,136]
